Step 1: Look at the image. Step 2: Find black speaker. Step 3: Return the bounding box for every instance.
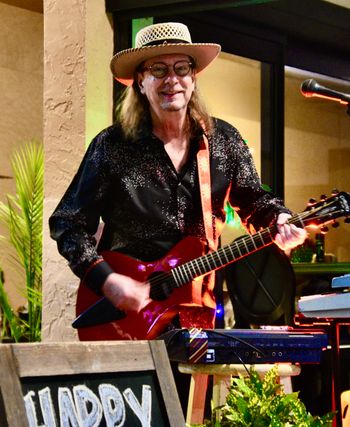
[225,243,296,327]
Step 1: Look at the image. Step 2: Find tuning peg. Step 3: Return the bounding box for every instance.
[345,217,350,224]
[332,221,340,228]
[320,226,329,233]
[320,194,327,201]
[331,188,339,195]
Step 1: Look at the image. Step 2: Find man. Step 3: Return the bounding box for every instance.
[49,22,306,337]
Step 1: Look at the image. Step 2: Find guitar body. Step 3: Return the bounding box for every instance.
[74,191,350,341]
[76,236,212,341]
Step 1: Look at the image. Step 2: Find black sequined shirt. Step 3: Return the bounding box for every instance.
[49,117,290,291]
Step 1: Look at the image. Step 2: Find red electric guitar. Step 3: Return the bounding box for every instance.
[73,191,350,341]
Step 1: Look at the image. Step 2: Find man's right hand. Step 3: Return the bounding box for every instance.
[101,273,151,313]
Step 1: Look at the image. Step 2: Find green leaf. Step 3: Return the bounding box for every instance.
[0,140,43,342]
[0,273,23,341]
[192,365,335,427]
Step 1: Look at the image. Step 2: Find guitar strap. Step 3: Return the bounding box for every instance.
[177,131,217,329]
[197,132,218,251]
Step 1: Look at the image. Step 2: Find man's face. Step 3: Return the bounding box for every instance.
[137,54,196,115]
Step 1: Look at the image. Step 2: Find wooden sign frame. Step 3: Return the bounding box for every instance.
[0,340,185,427]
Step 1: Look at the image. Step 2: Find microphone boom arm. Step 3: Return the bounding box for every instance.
[301,78,350,115]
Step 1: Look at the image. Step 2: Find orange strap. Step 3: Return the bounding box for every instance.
[197,133,218,251]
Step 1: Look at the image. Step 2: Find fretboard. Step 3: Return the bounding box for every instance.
[171,213,305,287]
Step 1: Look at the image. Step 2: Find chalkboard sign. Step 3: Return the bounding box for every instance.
[0,340,185,427]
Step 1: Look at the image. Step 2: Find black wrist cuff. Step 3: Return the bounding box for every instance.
[84,260,114,295]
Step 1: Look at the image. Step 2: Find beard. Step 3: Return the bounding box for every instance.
[160,100,186,112]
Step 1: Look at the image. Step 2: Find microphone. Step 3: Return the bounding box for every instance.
[301,79,350,105]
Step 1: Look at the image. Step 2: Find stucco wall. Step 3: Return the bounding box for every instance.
[42,0,113,341]
[0,2,43,308]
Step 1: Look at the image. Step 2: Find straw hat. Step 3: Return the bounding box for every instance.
[111,22,221,86]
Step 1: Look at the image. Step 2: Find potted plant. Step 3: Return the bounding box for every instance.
[0,141,43,342]
[192,365,335,426]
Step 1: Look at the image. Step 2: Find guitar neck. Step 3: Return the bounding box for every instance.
[171,213,305,287]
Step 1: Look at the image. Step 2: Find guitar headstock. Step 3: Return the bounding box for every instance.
[300,191,350,230]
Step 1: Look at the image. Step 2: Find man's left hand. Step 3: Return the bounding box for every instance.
[274,212,307,251]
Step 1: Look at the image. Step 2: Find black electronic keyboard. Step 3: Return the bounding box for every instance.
[158,327,328,364]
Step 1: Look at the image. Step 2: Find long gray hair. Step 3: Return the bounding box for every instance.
[115,76,213,139]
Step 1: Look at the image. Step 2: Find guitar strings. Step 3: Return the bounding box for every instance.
[148,204,343,299]
[148,208,337,298]
[149,211,304,293]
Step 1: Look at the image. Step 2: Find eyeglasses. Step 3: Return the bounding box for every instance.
[141,60,194,79]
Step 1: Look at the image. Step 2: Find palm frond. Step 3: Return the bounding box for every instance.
[0,273,23,342]
[0,140,43,342]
